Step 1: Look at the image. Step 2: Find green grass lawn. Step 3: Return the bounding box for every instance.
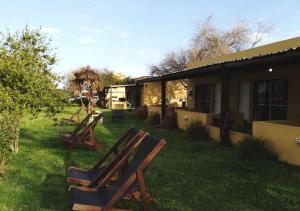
[1,106,300,210]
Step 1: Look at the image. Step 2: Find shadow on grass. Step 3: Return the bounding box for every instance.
[40,173,69,211]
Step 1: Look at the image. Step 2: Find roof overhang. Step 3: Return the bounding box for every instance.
[136,47,300,83]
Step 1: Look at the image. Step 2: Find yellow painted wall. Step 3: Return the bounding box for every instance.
[175,109,215,129]
[208,126,221,141]
[229,130,250,145]
[253,121,300,166]
[142,80,187,106]
[111,102,127,109]
[142,82,161,106]
[174,109,221,141]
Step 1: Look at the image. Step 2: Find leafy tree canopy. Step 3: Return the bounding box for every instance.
[0,26,66,116]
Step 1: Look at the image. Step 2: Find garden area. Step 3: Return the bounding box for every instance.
[1,106,300,210]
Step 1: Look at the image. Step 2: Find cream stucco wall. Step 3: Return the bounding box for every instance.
[106,87,127,109]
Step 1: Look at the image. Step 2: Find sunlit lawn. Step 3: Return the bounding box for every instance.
[1,106,300,210]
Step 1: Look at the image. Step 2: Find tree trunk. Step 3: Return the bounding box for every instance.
[13,126,19,153]
[0,160,4,175]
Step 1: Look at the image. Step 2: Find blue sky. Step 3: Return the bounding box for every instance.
[1,0,300,78]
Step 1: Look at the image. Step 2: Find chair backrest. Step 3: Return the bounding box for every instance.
[71,111,95,137]
[90,132,148,187]
[92,126,144,170]
[75,112,103,141]
[95,135,166,209]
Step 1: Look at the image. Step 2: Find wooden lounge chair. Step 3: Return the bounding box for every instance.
[62,112,103,150]
[61,106,85,125]
[61,111,95,140]
[112,109,125,121]
[70,135,166,211]
[67,127,145,186]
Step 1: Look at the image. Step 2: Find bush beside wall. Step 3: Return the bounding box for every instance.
[186,120,210,141]
[237,137,278,161]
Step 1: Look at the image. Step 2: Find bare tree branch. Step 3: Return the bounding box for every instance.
[251,21,273,48]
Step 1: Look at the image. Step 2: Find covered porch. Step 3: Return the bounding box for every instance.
[136,38,300,165]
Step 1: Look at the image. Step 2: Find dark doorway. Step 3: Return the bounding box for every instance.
[195,84,211,113]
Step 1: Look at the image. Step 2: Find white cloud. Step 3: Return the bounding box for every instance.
[78,37,94,44]
[80,26,102,33]
[92,0,109,10]
[140,48,152,54]
[97,48,107,53]
[120,32,128,38]
[119,48,129,53]
[29,25,60,35]
[41,27,60,34]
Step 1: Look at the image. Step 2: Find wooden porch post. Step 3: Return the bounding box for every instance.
[135,82,141,108]
[161,79,166,120]
[220,68,231,146]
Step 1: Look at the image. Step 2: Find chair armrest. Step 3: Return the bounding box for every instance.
[68,166,88,171]
[68,185,97,192]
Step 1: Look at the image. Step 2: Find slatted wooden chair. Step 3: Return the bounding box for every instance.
[61,111,95,140]
[62,112,104,150]
[69,135,166,211]
[61,106,86,125]
[67,127,145,186]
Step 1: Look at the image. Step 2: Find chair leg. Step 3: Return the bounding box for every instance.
[136,170,150,211]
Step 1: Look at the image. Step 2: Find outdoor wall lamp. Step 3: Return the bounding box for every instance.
[183,115,189,121]
[296,137,300,144]
[268,68,273,72]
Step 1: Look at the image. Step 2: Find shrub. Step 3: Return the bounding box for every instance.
[161,108,177,129]
[136,105,148,120]
[0,112,19,174]
[237,137,278,161]
[147,112,160,125]
[186,120,210,141]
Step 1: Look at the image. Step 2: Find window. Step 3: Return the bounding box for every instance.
[195,84,211,113]
[253,79,288,121]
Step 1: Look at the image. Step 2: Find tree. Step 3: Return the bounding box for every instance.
[189,16,273,61]
[151,16,273,77]
[0,26,66,164]
[150,50,188,90]
[68,66,101,113]
[150,49,188,76]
